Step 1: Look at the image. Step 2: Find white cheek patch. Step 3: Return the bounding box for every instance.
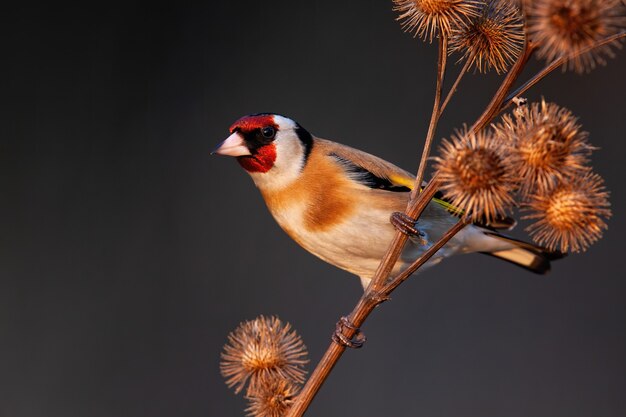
[249,129,306,191]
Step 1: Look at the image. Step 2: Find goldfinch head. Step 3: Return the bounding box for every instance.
[213,114,313,190]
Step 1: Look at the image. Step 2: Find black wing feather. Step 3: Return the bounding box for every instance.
[329,153,411,192]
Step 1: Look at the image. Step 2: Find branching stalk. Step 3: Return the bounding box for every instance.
[382,218,469,294]
[412,36,448,200]
[502,32,626,111]
[439,55,473,117]
[284,26,626,417]
[288,32,527,417]
[470,39,535,133]
[369,176,441,293]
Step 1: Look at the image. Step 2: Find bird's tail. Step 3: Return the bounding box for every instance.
[479,232,565,274]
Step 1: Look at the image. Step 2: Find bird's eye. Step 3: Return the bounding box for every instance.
[261,126,276,139]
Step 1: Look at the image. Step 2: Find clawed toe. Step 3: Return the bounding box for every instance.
[390,212,428,245]
[332,316,366,349]
[390,212,422,237]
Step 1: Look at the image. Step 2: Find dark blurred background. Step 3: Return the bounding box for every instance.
[1,2,625,417]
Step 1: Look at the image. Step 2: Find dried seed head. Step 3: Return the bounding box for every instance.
[393,0,482,42]
[434,127,517,223]
[245,377,299,417]
[450,0,525,73]
[526,0,626,73]
[220,316,308,395]
[494,100,594,195]
[524,172,611,252]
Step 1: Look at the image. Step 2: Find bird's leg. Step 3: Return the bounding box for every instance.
[332,316,366,349]
[390,212,427,245]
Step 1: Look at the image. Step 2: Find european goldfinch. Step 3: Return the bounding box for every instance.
[213,113,562,288]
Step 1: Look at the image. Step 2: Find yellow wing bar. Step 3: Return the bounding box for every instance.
[388,174,465,217]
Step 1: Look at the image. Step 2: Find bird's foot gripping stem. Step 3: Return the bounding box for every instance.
[332,317,366,349]
[390,212,426,244]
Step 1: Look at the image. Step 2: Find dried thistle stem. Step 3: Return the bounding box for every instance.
[286,36,532,417]
[439,54,473,117]
[284,24,625,417]
[381,218,469,294]
[470,38,534,133]
[413,35,448,199]
[503,32,626,110]
[288,26,529,417]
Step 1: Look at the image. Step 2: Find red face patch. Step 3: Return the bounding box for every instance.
[230,114,277,134]
[230,114,279,173]
[237,143,277,173]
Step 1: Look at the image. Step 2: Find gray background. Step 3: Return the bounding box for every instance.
[1,2,625,417]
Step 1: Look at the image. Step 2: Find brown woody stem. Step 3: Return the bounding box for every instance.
[369,175,441,293]
[382,218,469,294]
[502,32,626,111]
[287,28,566,417]
[412,35,448,200]
[470,40,534,133]
[439,55,473,117]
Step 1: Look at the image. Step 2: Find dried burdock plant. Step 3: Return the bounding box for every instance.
[526,0,626,73]
[450,0,525,73]
[523,172,611,252]
[393,0,482,41]
[220,316,308,395]
[494,100,594,195]
[245,377,300,417]
[434,127,517,223]
[218,2,626,416]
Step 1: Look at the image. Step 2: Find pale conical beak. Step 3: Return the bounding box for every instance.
[211,132,252,157]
